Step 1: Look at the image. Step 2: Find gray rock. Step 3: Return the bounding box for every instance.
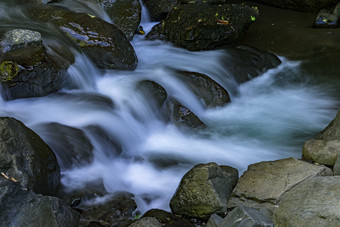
[333,151,340,175]
[170,162,237,219]
[228,158,332,211]
[302,139,340,166]
[129,217,162,227]
[142,0,177,21]
[206,214,224,227]
[1,29,41,52]
[315,109,340,140]
[142,209,196,226]
[0,117,60,195]
[273,176,340,227]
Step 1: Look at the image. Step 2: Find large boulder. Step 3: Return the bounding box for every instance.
[0,117,60,195]
[142,0,177,21]
[0,28,72,100]
[26,5,138,70]
[96,0,141,40]
[0,179,79,227]
[146,3,258,51]
[228,158,332,211]
[170,162,238,219]
[273,176,340,226]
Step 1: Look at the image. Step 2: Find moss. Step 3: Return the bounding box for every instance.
[0,61,19,82]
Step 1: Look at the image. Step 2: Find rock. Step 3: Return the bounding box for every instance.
[26,5,138,70]
[302,139,340,166]
[78,191,137,226]
[0,179,79,227]
[333,152,340,175]
[33,122,94,170]
[315,109,340,140]
[96,0,141,40]
[129,217,162,227]
[228,158,332,211]
[175,71,230,108]
[315,6,339,28]
[0,117,60,195]
[146,3,258,51]
[273,176,340,226]
[136,80,168,107]
[0,28,72,100]
[143,209,196,226]
[142,0,177,21]
[206,214,224,227]
[170,162,238,219]
[169,100,205,129]
[249,0,339,12]
[218,206,273,227]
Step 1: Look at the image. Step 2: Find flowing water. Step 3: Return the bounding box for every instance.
[0,2,339,213]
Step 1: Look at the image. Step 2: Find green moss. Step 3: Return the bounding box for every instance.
[0,61,19,82]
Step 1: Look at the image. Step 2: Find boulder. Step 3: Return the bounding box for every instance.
[143,209,195,226]
[315,109,340,140]
[249,0,339,12]
[170,162,238,219]
[96,0,141,40]
[33,122,94,170]
[146,3,258,51]
[142,0,177,21]
[333,153,340,175]
[0,28,72,100]
[314,2,340,28]
[136,80,168,107]
[273,176,340,226]
[0,117,60,195]
[0,179,79,227]
[129,217,162,227]
[26,5,138,70]
[228,158,332,211]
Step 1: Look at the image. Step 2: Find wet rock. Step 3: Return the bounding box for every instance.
[97,0,141,40]
[228,158,332,211]
[175,71,230,108]
[333,152,340,175]
[314,3,340,28]
[249,0,339,12]
[143,209,195,227]
[142,0,177,21]
[146,3,258,51]
[0,28,71,100]
[26,5,138,70]
[169,100,205,129]
[315,109,340,140]
[128,217,162,227]
[33,122,94,170]
[273,176,340,226]
[0,180,80,227]
[136,80,168,107]
[170,162,238,219]
[0,117,60,195]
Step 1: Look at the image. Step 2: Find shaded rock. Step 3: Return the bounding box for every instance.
[249,0,339,12]
[0,28,71,100]
[273,176,340,226]
[142,0,177,21]
[97,0,141,40]
[333,152,340,175]
[206,214,224,227]
[34,122,94,170]
[0,179,79,227]
[136,80,168,107]
[0,117,60,195]
[220,165,239,188]
[129,217,162,227]
[315,4,340,28]
[228,158,332,211]
[170,162,237,219]
[146,3,258,51]
[26,5,138,70]
[175,71,230,108]
[143,209,196,227]
[302,139,340,166]
[315,109,340,140]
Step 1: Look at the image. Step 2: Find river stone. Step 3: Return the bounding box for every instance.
[143,209,195,226]
[315,6,339,28]
[0,117,60,195]
[0,180,79,227]
[33,122,94,170]
[26,5,138,70]
[302,139,340,166]
[176,71,230,108]
[136,80,168,108]
[228,157,332,211]
[96,0,141,40]
[141,0,177,21]
[170,162,237,219]
[1,29,41,52]
[129,217,162,227]
[171,101,205,129]
[273,176,340,226]
[146,3,258,51]
[333,152,340,175]
[315,109,340,141]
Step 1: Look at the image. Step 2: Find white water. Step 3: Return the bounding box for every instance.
[0,2,339,213]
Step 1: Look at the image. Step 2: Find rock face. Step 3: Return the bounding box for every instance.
[34,122,94,170]
[0,28,71,100]
[228,158,332,211]
[142,0,177,21]
[249,0,339,12]
[170,162,238,219]
[0,117,60,195]
[97,0,141,40]
[146,3,258,51]
[26,5,138,70]
[273,176,340,226]
[0,180,79,227]
[302,109,340,166]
